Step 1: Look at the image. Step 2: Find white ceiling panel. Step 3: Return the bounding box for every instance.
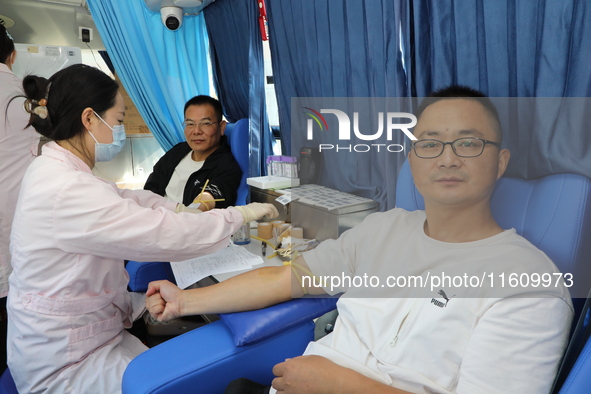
[0,0,102,48]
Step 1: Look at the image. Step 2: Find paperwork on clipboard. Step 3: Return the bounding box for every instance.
[171,244,264,289]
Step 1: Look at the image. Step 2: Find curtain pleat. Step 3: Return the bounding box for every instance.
[204,0,273,177]
[266,0,410,210]
[410,0,591,179]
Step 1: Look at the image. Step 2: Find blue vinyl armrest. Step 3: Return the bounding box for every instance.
[126,260,338,347]
[123,319,314,394]
[126,261,175,292]
[219,297,339,346]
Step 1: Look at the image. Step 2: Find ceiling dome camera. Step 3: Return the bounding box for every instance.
[161,6,183,31]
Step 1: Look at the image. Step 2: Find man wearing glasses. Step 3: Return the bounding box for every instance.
[146,86,572,393]
[144,95,241,210]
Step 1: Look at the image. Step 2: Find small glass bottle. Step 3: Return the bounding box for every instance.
[232,223,251,245]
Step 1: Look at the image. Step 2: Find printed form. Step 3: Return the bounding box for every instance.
[171,244,264,289]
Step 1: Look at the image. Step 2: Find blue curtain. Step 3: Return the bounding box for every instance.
[203,0,273,177]
[266,0,410,210]
[410,0,591,179]
[87,0,211,151]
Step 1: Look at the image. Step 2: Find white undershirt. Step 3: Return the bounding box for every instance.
[164,152,204,204]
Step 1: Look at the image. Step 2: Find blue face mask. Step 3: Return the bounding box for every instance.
[88,111,126,162]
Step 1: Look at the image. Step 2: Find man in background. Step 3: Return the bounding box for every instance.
[0,23,40,374]
[144,95,241,210]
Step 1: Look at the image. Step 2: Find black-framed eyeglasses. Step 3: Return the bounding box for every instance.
[182,120,220,131]
[412,137,501,159]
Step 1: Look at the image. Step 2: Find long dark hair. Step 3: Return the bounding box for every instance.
[22,64,119,141]
[0,24,15,64]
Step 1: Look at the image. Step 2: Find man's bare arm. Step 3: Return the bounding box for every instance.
[146,255,327,321]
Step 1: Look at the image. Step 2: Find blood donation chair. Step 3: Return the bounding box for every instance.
[223,118,250,206]
[554,294,591,393]
[2,161,590,393]
[396,160,591,323]
[397,160,591,394]
[118,161,591,394]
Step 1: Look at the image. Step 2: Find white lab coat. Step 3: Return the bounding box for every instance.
[0,62,39,298]
[7,142,244,393]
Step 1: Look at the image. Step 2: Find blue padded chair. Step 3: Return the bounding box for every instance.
[123,297,337,393]
[224,118,250,206]
[0,368,17,394]
[119,160,591,393]
[558,335,591,394]
[554,295,591,393]
[400,159,591,394]
[396,160,591,323]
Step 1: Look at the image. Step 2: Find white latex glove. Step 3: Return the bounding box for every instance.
[175,203,203,214]
[233,203,279,224]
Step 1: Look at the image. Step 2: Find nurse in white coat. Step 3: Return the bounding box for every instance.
[0,23,40,375]
[6,64,277,394]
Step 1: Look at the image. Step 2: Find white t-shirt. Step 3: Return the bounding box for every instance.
[296,208,573,394]
[164,152,204,203]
